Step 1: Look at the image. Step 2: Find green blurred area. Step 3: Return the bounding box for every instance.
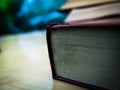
[0,0,11,12]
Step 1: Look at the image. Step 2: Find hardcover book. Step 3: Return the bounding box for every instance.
[65,2,120,22]
[46,23,120,90]
[61,0,117,10]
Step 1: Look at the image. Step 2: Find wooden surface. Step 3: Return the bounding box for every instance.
[0,31,89,90]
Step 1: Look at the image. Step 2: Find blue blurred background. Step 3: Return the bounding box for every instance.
[0,0,68,36]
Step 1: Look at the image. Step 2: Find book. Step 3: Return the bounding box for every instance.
[64,2,120,22]
[67,18,120,25]
[61,0,117,10]
[46,23,120,90]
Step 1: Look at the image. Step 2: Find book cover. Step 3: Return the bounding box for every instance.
[61,0,117,10]
[65,2,120,22]
[46,23,120,90]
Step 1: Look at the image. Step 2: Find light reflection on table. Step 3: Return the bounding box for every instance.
[0,31,52,90]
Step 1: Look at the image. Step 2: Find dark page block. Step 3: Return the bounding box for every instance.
[47,23,120,90]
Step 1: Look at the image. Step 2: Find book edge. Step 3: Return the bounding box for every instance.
[46,23,120,30]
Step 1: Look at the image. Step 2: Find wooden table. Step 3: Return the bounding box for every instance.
[0,30,88,90]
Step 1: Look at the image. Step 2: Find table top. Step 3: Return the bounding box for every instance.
[0,30,88,90]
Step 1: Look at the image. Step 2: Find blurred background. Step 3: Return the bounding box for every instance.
[0,0,119,36]
[0,0,68,36]
[0,1,69,90]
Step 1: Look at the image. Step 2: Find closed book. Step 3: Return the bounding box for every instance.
[65,2,120,22]
[46,23,120,90]
[61,0,117,10]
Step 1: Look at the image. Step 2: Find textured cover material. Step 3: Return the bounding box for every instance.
[61,0,117,10]
[65,2,120,22]
[46,23,120,90]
